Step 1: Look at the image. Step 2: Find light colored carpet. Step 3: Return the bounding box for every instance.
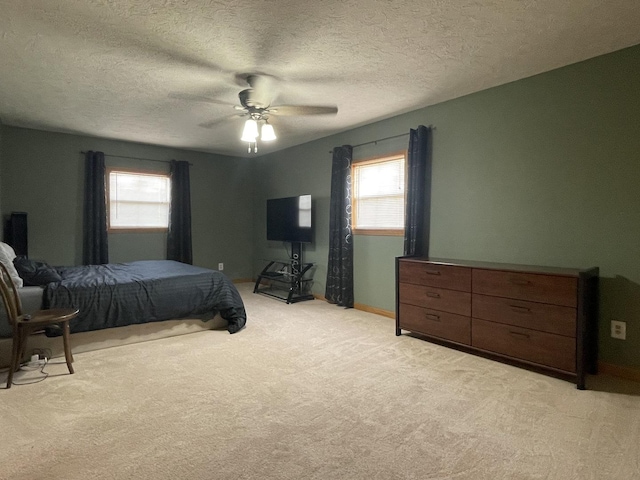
[1,283,639,480]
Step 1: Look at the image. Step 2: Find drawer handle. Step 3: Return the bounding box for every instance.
[509,331,531,339]
[510,305,531,313]
[509,277,531,286]
[425,313,441,321]
[425,292,441,299]
[425,270,441,276]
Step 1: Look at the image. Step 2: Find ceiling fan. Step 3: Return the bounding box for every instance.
[170,74,338,153]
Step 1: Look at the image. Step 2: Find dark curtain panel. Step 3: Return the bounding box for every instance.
[166,160,193,264]
[82,151,109,265]
[404,125,432,257]
[325,145,354,308]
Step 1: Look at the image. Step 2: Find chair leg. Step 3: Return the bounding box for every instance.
[7,327,22,388]
[62,321,74,375]
[18,329,28,365]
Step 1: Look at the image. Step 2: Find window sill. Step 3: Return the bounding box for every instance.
[108,228,168,234]
[353,229,404,236]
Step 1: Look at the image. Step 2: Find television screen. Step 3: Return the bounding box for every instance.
[267,195,313,243]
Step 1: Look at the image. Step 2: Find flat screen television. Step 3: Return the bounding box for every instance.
[267,194,313,243]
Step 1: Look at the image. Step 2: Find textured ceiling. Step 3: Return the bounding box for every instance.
[1,1,639,157]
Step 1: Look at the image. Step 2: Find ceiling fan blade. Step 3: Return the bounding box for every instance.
[269,105,338,116]
[168,92,233,106]
[198,114,243,129]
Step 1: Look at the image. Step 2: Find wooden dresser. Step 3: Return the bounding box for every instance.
[396,257,598,389]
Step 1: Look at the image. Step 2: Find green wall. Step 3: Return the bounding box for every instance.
[255,44,640,369]
[0,127,255,279]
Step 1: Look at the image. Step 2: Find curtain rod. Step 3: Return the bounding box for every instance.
[80,151,193,166]
[327,126,434,154]
[353,132,409,149]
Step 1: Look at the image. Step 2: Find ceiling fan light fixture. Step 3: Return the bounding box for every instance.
[241,119,259,142]
[261,122,277,141]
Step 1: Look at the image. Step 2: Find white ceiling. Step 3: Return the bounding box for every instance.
[1,1,639,158]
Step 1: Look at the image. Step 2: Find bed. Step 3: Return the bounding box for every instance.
[0,258,247,337]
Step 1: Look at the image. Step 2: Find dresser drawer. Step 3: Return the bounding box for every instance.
[472,269,577,307]
[399,283,471,316]
[399,303,471,345]
[399,261,471,292]
[472,294,576,337]
[472,318,576,373]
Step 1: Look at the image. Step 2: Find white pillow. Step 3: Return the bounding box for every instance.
[0,242,24,288]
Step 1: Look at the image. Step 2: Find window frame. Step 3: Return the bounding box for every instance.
[106,167,171,233]
[351,150,407,236]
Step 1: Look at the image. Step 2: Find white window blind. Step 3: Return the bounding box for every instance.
[108,170,171,229]
[353,155,405,230]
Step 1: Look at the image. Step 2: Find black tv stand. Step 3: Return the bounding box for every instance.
[254,244,314,304]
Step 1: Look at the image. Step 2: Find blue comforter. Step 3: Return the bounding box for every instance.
[44,260,246,334]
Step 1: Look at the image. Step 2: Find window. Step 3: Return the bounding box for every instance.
[352,152,406,235]
[108,169,171,231]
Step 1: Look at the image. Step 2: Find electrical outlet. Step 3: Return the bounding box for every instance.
[611,320,626,340]
[218,263,224,271]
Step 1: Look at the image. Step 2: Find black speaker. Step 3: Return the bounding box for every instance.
[6,212,28,257]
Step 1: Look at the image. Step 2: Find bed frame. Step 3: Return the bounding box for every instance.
[0,313,226,369]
